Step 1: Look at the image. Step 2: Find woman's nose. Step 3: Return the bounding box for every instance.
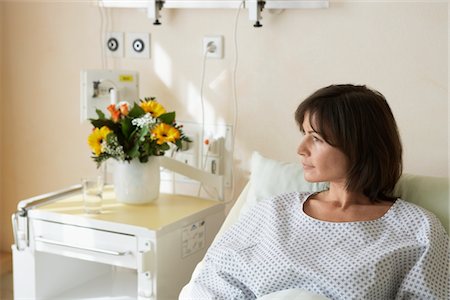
[297,138,307,156]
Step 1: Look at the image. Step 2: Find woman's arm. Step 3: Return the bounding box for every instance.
[396,215,449,299]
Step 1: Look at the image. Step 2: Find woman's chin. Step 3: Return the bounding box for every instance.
[304,174,320,183]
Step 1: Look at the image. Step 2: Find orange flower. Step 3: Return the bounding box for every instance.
[119,102,129,116]
[107,104,121,122]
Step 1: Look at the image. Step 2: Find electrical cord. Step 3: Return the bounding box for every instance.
[199,47,209,170]
[197,1,244,203]
[197,45,216,198]
[105,6,112,69]
[225,0,245,204]
[196,1,244,202]
[97,1,106,69]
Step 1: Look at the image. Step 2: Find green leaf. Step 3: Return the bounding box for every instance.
[95,109,106,119]
[120,118,133,139]
[142,141,151,154]
[106,132,116,143]
[128,143,140,159]
[90,119,117,130]
[160,143,170,151]
[139,156,149,163]
[137,126,149,142]
[175,139,182,149]
[158,112,175,124]
[128,103,145,118]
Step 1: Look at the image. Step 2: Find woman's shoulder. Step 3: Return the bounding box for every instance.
[392,199,448,237]
[255,191,315,212]
[213,192,309,252]
[237,191,312,227]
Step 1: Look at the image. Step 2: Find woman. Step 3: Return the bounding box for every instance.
[181,84,449,299]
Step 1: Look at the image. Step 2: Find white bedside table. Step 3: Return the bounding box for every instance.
[12,186,225,300]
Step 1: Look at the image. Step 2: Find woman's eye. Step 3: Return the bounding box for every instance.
[312,136,321,142]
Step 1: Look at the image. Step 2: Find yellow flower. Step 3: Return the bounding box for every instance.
[140,100,166,117]
[88,126,111,156]
[152,123,180,145]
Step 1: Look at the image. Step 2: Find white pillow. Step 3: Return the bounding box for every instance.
[241,152,328,216]
[257,289,330,300]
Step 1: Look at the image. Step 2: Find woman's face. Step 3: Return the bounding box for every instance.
[297,113,349,185]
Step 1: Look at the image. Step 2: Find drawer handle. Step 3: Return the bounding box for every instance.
[35,237,130,256]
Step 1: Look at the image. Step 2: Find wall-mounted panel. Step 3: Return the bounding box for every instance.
[100,0,328,9]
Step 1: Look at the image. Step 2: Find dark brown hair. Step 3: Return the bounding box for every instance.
[295,84,402,201]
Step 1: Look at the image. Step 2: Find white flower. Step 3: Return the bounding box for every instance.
[103,135,126,160]
[131,113,156,128]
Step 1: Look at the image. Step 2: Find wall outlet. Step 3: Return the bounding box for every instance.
[126,32,151,59]
[203,157,221,175]
[105,32,124,58]
[203,36,223,59]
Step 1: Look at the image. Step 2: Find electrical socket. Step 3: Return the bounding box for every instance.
[105,32,124,58]
[203,157,221,175]
[126,32,151,59]
[203,36,223,59]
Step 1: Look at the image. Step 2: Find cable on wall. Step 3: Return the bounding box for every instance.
[105,6,112,69]
[97,0,106,69]
[196,0,244,201]
[226,0,245,203]
[197,43,216,198]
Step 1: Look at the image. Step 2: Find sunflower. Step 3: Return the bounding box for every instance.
[152,123,180,145]
[88,126,112,156]
[140,100,166,117]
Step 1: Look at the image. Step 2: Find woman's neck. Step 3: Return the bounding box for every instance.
[322,182,372,210]
[304,183,394,222]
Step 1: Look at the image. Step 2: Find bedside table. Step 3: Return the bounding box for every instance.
[12,186,225,300]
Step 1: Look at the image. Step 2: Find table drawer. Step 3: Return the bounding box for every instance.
[32,219,138,269]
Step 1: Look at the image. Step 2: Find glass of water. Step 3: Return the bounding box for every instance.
[82,176,104,214]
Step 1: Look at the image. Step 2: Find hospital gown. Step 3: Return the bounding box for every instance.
[182,192,450,299]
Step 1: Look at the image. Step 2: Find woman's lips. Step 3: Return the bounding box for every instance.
[302,164,314,170]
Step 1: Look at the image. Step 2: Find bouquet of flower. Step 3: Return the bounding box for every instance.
[88,97,191,167]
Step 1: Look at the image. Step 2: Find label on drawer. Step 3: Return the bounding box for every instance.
[181,220,205,258]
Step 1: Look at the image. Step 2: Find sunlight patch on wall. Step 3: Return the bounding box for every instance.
[186,82,202,123]
[154,42,172,88]
[186,82,218,124]
[209,69,231,98]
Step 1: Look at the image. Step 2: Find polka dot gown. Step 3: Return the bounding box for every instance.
[182,192,449,300]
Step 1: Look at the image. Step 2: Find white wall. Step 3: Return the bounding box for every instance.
[0,1,448,251]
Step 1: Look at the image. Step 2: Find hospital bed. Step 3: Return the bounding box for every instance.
[181,151,449,299]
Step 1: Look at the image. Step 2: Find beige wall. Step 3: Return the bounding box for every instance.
[0,2,4,252]
[0,1,448,252]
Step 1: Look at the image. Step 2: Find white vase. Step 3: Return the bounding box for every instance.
[113,158,160,204]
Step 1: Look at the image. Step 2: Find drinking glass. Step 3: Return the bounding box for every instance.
[82,176,104,214]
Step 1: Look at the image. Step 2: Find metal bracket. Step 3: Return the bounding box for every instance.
[247,0,265,27]
[147,0,165,25]
[11,184,82,251]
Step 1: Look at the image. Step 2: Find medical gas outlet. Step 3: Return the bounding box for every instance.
[80,69,139,122]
